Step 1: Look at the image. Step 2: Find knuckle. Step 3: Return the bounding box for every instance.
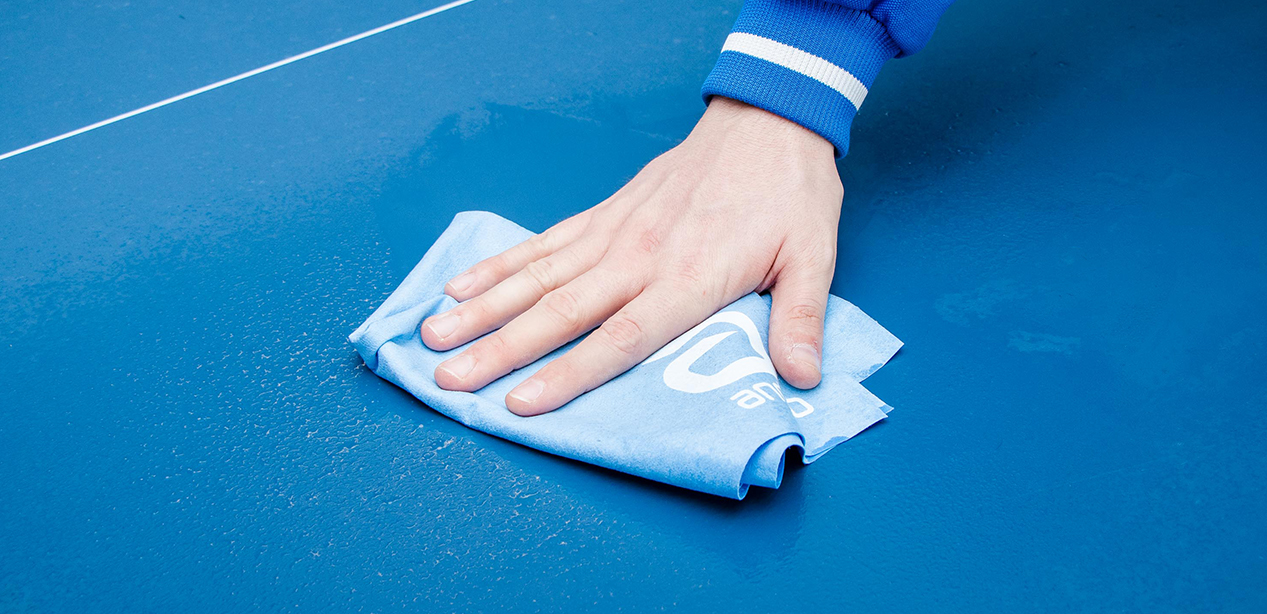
[484,331,511,354]
[785,302,825,327]
[522,259,557,294]
[541,289,584,330]
[478,331,513,362]
[467,260,491,280]
[452,299,483,324]
[526,231,552,253]
[670,256,707,287]
[463,296,500,326]
[539,356,578,388]
[597,314,645,357]
[480,254,510,279]
[538,231,563,255]
[480,331,532,369]
[634,225,666,256]
[661,257,722,302]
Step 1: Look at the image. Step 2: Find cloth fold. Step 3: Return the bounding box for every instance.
[350,211,902,499]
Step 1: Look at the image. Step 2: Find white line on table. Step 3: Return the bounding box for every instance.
[0,0,479,163]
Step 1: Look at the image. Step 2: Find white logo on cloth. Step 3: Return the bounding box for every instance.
[642,311,814,418]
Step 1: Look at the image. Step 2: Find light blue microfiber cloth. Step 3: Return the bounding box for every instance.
[350,212,902,499]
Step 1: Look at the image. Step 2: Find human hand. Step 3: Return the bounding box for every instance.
[420,96,844,416]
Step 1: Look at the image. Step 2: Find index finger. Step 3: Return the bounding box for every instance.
[444,210,592,301]
[504,281,722,416]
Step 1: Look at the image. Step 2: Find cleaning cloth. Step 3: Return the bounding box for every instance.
[349,211,902,499]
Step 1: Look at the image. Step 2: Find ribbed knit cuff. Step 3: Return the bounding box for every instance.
[701,0,900,157]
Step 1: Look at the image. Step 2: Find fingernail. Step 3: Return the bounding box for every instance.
[447,271,476,294]
[425,311,460,339]
[508,378,545,405]
[438,353,476,379]
[790,343,821,371]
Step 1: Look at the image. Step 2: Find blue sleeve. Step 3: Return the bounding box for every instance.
[702,0,954,157]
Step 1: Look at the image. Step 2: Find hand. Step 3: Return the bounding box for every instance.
[420,97,844,416]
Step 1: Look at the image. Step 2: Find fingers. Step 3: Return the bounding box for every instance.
[420,241,600,351]
[433,264,643,393]
[767,247,835,390]
[444,211,591,301]
[504,282,717,416]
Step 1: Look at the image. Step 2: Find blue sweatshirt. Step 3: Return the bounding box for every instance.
[702,0,954,157]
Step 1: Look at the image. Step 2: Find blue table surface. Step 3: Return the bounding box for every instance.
[2,0,1265,611]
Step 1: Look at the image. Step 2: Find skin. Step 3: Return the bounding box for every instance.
[420,96,844,416]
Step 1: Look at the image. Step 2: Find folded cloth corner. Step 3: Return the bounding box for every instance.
[349,211,902,499]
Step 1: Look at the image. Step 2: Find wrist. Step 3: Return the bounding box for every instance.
[700,1,900,157]
[693,96,836,161]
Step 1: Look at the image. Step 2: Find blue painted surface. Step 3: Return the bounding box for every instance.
[1,0,1264,610]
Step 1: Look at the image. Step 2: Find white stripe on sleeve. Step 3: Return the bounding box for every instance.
[721,32,869,110]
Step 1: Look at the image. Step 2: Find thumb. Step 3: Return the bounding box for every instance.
[768,252,834,390]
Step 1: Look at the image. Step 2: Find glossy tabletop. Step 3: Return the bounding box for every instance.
[2,0,1264,610]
